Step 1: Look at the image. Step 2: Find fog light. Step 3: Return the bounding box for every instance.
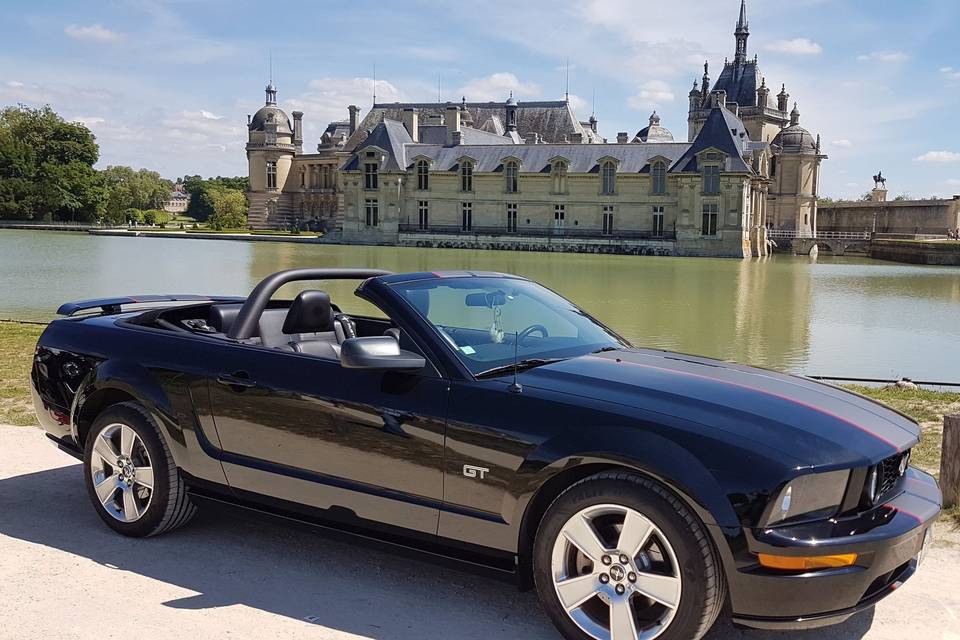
[758,553,858,571]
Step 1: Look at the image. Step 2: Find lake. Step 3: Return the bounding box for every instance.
[1,229,958,382]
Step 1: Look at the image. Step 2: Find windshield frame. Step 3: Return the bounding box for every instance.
[387,276,630,378]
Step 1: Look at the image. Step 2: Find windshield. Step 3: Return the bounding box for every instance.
[390,277,627,376]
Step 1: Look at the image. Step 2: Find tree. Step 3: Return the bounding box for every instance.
[181,174,249,222]
[101,166,171,224]
[0,105,104,220]
[206,186,247,229]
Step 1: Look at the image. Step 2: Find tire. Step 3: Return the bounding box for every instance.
[82,401,197,537]
[533,471,725,640]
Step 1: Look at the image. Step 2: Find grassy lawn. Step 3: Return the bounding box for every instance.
[0,321,44,426]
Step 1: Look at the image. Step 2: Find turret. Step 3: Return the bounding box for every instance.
[688,80,701,111]
[265,82,277,105]
[777,84,789,112]
[757,77,769,108]
[505,91,518,132]
[734,0,749,66]
[790,102,800,126]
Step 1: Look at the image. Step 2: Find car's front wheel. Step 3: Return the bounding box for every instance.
[533,471,724,640]
[83,401,196,537]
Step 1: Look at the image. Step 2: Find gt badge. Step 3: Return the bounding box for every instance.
[463,464,490,480]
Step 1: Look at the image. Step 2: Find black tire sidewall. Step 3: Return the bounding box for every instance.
[82,403,171,537]
[533,476,715,640]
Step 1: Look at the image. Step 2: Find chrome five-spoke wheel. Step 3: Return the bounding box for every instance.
[552,504,681,640]
[89,422,154,523]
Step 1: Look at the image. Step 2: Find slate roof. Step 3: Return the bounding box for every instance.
[344,100,599,150]
[346,105,760,177]
[249,105,292,134]
[671,106,754,173]
[417,124,514,146]
[712,61,776,109]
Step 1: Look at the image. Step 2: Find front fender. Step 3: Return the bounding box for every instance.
[511,425,742,532]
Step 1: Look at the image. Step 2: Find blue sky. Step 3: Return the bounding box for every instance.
[2,0,958,199]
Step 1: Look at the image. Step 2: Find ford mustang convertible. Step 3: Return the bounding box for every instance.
[32,268,940,640]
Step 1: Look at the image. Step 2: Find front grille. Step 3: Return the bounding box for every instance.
[870,451,910,504]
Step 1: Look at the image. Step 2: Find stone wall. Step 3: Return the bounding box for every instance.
[397,232,676,256]
[869,239,960,266]
[819,197,960,235]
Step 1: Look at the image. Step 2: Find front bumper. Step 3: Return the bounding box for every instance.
[729,466,940,630]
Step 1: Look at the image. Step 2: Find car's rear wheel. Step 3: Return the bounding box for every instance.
[83,401,196,537]
[533,471,724,640]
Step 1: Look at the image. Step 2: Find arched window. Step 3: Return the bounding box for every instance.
[460,161,473,192]
[505,161,518,193]
[416,160,429,190]
[551,160,568,194]
[651,161,666,195]
[601,161,616,195]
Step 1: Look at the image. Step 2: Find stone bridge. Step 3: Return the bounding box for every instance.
[768,231,872,256]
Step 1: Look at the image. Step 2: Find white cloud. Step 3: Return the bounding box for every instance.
[627,80,674,111]
[64,24,124,43]
[944,178,960,187]
[199,110,222,120]
[284,77,405,129]
[856,51,909,63]
[914,151,960,163]
[764,38,822,55]
[831,139,853,148]
[940,67,960,81]
[72,116,105,127]
[456,73,540,102]
[566,93,590,116]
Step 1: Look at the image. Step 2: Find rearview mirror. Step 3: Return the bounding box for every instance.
[340,336,425,371]
[465,290,506,308]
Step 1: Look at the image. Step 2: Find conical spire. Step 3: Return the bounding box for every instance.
[734,0,750,65]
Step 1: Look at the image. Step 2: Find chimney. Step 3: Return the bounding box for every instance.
[348,105,359,134]
[571,132,583,143]
[617,132,628,144]
[716,90,727,108]
[445,105,461,146]
[402,108,419,142]
[292,111,303,153]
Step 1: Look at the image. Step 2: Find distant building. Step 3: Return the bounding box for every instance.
[162,180,190,213]
[245,0,820,257]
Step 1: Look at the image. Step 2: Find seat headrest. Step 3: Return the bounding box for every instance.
[282,290,333,334]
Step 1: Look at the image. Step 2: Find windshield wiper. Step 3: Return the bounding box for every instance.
[591,346,621,354]
[474,358,569,379]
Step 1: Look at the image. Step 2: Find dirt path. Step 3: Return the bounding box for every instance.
[1,424,957,640]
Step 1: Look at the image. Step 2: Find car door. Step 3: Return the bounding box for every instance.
[204,341,449,535]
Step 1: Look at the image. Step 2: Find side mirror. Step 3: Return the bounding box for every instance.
[340,336,425,371]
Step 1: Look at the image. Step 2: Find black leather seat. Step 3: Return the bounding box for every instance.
[277,290,339,358]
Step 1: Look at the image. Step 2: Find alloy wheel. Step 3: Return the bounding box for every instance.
[551,503,682,640]
[89,423,155,523]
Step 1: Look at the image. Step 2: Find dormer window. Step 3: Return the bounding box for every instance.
[460,161,474,192]
[651,161,667,195]
[600,161,616,195]
[504,160,519,193]
[551,160,568,194]
[416,159,429,190]
[364,161,379,190]
[703,164,720,195]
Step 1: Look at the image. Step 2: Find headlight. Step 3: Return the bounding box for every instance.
[765,469,850,527]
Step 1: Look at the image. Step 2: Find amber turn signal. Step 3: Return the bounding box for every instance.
[757,553,858,571]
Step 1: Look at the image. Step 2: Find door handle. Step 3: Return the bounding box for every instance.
[216,371,257,389]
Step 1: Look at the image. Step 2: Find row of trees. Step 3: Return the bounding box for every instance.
[0,104,249,227]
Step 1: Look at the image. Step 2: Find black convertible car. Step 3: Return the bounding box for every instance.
[32,268,940,640]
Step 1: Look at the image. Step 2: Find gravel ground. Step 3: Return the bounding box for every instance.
[1,424,957,640]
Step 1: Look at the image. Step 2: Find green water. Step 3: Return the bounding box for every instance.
[2,229,959,381]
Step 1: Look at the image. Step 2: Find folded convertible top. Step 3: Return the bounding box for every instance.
[57,294,245,317]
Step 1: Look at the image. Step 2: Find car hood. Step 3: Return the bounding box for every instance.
[520,349,919,466]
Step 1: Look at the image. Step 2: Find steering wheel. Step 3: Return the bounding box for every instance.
[517,324,549,344]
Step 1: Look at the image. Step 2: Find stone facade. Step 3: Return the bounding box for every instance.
[819,195,960,235]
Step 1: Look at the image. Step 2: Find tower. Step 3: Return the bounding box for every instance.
[246,83,296,227]
[770,103,827,234]
[734,0,749,66]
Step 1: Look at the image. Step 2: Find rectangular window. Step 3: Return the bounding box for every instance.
[416,161,429,191]
[460,163,473,192]
[418,200,429,230]
[554,204,565,229]
[652,162,667,195]
[365,198,379,227]
[299,168,305,188]
[505,162,518,194]
[461,202,473,231]
[506,203,518,232]
[701,203,718,236]
[652,206,665,236]
[703,165,720,195]
[266,161,277,190]
[602,205,614,236]
[364,163,379,190]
